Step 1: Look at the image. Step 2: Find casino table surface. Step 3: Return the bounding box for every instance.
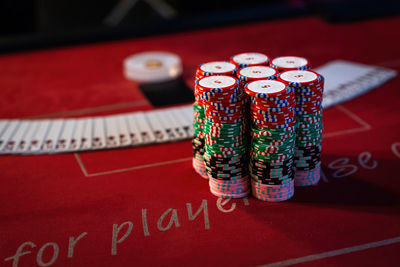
[1,16,400,267]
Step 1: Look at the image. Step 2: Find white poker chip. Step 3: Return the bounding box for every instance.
[247,80,286,94]
[272,56,308,69]
[231,52,269,66]
[280,70,317,83]
[123,51,182,83]
[198,76,236,89]
[200,61,236,73]
[239,66,277,78]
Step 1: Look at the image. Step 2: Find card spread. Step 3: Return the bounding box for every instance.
[0,60,396,155]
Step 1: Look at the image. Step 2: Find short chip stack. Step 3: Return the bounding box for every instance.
[270,56,310,72]
[196,75,250,198]
[230,52,270,68]
[192,62,237,179]
[278,70,324,186]
[245,80,296,201]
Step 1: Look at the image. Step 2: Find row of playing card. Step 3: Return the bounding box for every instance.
[0,60,396,155]
[0,105,194,154]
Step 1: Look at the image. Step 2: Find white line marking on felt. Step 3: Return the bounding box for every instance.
[74,153,89,177]
[75,153,192,177]
[257,236,400,267]
[324,105,371,138]
[25,100,148,119]
[73,104,372,177]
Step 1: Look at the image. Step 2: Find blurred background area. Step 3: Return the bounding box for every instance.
[0,0,399,53]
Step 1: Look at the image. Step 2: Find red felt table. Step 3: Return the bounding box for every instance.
[1,16,400,267]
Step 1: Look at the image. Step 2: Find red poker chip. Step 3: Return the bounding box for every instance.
[295,105,322,112]
[270,56,311,72]
[197,76,239,92]
[245,83,291,99]
[278,70,323,87]
[251,109,295,116]
[196,61,237,78]
[253,121,296,129]
[205,105,245,113]
[253,117,296,125]
[251,115,295,123]
[251,99,295,107]
[230,52,270,68]
[251,113,295,121]
[295,92,323,99]
[205,115,244,121]
[237,66,278,82]
[251,106,295,114]
[251,103,296,111]
[295,93,323,99]
[252,99,295,107]
[251,109,295,117]
[251,93,295,101]
[295,99,322,105]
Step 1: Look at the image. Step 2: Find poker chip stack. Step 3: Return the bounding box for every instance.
[192,102,208,179]
[230,52,270,68]
[196,75,250,198]
[192,62,237,179]
[270,56,311,72]
[245,80,296,202]
[278,70,324,186]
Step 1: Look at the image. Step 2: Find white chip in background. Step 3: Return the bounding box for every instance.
[123,51,182,83]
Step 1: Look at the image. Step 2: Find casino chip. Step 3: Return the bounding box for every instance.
[123,51,182,83]
[196,75,250,198]
[237,66,278,86]
[192,61,238,179]
[195,61,237,81]
[245,80,296,201]
[270,56,311,72]
[230,52,270,68]
[278,70,324,186]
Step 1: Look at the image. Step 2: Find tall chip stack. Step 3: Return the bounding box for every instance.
[269,56,311,72]
[278,71,324,186]
[192,62,237,179]
[196,75,250,198]
[245,80,296,201]
[230,52,270,68]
